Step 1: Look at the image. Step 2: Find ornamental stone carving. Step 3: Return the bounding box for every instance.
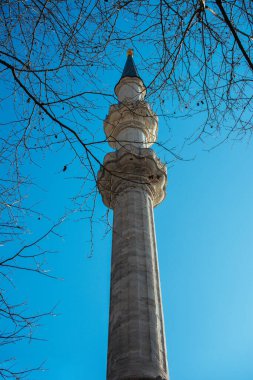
[104,101,158,149]
[97,146,167,208]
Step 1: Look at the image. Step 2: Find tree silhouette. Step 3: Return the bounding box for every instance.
[0,0,252,377]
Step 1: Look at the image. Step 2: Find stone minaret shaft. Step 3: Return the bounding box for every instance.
[98,50,169,380]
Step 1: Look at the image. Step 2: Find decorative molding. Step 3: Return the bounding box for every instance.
[97,146,167,208]
[104,101,158,148]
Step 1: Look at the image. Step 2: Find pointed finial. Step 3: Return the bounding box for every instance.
[121,50,138,79]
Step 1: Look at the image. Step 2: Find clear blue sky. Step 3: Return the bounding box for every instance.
[2,51,253,380]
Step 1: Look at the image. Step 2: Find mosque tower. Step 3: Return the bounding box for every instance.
[98,49,169,380]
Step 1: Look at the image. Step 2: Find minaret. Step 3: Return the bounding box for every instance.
[98,50,169,380]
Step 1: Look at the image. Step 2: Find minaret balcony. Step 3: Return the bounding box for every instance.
[97,146,167,209]
[104,101,158,149]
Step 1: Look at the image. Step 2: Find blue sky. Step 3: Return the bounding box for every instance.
[1,50,253,380]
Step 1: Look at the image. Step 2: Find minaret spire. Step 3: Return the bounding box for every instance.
[121,49,140,79]
[98,50,169,380]
[115,49,146,103]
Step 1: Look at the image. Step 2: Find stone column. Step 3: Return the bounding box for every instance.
[98,147,168,380]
